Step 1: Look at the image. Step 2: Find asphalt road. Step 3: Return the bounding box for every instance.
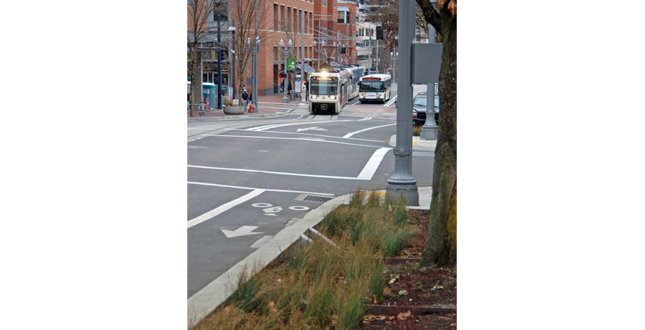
[187,85,434,298]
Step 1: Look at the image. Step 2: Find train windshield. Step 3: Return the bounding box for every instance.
[310,77,338,95]
[359,81,386,92]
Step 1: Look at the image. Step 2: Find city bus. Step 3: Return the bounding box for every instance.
[358,74,392,103]
[308,68,350,114]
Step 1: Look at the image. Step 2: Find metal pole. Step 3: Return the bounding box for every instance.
[231,22,236,102]
[282,43,289,103]
[318,19,321,69]
[217,14,222,109]
[386,0,418,206]
[368,29,371,74]
[392,47,397,83]
[253,0,258,112]
[420,22,438,140]
[301,9,304,97]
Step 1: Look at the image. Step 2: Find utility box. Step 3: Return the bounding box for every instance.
[411,43,443,84]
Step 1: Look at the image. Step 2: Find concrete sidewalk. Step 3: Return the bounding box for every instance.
[187,92,304,121]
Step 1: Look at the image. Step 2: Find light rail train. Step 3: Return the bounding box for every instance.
[307,65,365,114]
[308,69,350,114]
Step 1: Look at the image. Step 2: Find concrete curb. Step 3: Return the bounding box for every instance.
[187,108,295,123]
[187,193,352,328]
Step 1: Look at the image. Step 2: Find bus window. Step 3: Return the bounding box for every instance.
[359,81,385,92]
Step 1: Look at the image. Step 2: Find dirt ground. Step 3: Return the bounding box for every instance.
[359,210,457,330]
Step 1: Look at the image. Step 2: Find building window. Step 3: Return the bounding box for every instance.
[337,11,344,24]
[323,0,327,7]
[274,4,278,30]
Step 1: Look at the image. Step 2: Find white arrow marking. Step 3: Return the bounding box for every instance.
[222,226,263,238]
[289,206,310,211]
[296,127,328,132]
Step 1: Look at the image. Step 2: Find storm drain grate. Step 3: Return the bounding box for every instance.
[295,194,334,203]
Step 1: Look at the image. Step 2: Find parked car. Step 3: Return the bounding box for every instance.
[412,92,427,126]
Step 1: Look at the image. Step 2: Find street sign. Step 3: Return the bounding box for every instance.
[287,58,296,71]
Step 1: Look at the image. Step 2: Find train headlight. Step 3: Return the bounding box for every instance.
[360,93,365,97]
[330,95,337,100]
[378,93,384,98]
[310,95,318,99]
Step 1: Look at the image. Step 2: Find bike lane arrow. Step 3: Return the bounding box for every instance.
[222,226,263,238]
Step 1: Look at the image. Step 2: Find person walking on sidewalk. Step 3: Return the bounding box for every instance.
[242,88,248,108]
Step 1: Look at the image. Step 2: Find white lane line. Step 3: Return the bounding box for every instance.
[356,147,392,180]
[231,129,384,143]
[203,134,386,148]
[187,181,335,195]
[342,123,396,138]
[188,165,360,180]
[384,95,397,107]
[247,119,356,131]
[187,189,265,229]
[189,146,392,181]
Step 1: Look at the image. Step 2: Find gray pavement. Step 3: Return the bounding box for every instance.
[186,89,436,327]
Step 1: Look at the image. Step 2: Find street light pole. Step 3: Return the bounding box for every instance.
[313,39,324,70]
[386,0,418,205]
[228,23,236,102]
[217,14,222,110]
[280,39,292,104]
[253,0,258,112]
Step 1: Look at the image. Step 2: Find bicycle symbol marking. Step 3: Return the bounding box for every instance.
[251,203,310,216]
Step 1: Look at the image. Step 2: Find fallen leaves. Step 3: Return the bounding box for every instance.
[363,311,412,324]
[397,311,412,320]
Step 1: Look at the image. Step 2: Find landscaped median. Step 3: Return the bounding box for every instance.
[190,190,453,330]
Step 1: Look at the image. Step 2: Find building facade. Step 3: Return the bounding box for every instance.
[189,0,360,100]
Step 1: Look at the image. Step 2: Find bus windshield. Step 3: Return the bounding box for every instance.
[310,80,337,95]
[359,81,386,92]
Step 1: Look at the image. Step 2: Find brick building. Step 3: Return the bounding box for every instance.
[189,0,359,99]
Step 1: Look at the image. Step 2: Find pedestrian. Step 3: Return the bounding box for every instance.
[242,88,248,107]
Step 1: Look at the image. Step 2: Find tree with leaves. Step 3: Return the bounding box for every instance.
[416,0,457,267]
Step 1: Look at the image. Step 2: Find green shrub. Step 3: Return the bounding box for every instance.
[369,258,385,302]
[336,281,367,330]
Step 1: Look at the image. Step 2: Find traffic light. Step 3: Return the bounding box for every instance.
[376,26,383,40]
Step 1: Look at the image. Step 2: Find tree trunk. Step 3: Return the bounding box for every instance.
[419,3,457,268]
